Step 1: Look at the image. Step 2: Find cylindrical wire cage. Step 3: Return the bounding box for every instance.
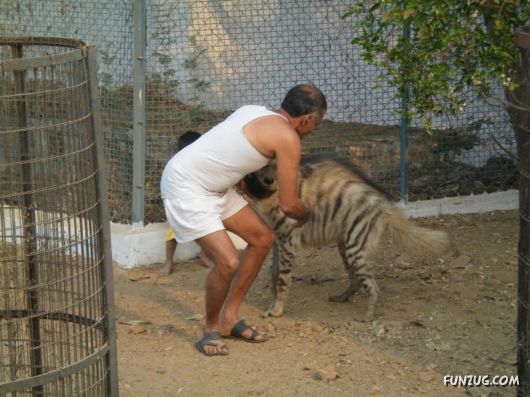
[0,37,118,396]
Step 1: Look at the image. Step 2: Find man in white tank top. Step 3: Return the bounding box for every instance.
[161,84,327,356]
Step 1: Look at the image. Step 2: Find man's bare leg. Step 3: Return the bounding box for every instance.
[218,206,275,340]
[194,206,274,352]
[195,230,240,355]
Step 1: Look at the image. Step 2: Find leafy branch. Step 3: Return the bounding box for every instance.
[343,1,530,131]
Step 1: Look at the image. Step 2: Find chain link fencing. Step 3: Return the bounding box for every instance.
[0,0,517,225]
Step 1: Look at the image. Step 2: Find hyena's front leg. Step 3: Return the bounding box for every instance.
[263,241,295,317]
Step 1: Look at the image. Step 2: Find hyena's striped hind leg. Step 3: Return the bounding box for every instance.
[263,241,295,317]
[329,242,361,303]
[332,234,379,322]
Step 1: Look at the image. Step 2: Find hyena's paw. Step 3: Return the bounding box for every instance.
[361,311,375,323]
[262,301,285,318]
[350,310,375,323]
[361,297,377,322]
[329,287,355,303]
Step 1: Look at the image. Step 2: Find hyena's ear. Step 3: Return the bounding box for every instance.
[243,173,276,199]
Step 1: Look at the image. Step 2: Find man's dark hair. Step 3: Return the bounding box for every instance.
[178,130,201,151]
[281,84,327,117]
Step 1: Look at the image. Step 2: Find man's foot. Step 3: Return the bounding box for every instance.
[198,251,215,269]
[224,320,268,343]
[159,261,173,276]
[195,331,229,356]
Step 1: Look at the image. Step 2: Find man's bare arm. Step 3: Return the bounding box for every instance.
[243,115,313,225]
[273,130,313,223]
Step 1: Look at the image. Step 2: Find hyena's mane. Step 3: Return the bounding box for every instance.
[300,154,392,200]
[244,154,392,206]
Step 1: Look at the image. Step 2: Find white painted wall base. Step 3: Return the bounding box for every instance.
[110,222,247,269]
[403,189,519,218]
[110,190,519,268]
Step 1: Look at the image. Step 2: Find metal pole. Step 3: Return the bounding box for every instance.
[85,45,120,397]
[12,43,44,396]
[132,0,147,227]
[514,25,530,397]
[399,20,411,206]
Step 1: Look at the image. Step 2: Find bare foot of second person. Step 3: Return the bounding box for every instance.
[159,260,173,276]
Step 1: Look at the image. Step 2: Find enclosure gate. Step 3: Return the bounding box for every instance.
[0,37,119,396]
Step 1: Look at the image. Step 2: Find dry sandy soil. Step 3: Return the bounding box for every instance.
[113,210,519,397]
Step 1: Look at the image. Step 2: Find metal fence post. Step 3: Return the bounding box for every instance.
[399,17,411,206]
[132,0,147,227]
[514,24,530,397]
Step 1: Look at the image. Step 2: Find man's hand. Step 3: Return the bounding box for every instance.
[293,204,314,228]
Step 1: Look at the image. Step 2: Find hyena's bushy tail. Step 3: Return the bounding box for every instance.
[382,207,449,257]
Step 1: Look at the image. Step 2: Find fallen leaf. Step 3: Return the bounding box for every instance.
[419,371,435,382]
[128,325,149,335]
[425,341,450,351]
[408,320,426,328]
[309,276,336,285]
[185,314,204,321]
[475,295,495,303]
[312,366,338,381]
[119,320,152,326]
[451,255,472,269]
[129,275,150,282]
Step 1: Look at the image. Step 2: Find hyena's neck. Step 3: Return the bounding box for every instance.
[255,193,283,225]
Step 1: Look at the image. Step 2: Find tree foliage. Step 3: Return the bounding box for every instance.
[344,0,530,130]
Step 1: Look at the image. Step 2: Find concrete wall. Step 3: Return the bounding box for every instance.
[111,222,247,268]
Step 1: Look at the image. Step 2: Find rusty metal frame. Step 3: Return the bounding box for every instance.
[0,35,119,397]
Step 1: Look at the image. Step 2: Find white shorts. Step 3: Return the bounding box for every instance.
[163,187,247,243]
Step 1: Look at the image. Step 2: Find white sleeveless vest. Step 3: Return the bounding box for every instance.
[161,105,287,198]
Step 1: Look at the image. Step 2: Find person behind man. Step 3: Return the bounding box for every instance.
[160,130,215,276]
[160,84,327,356]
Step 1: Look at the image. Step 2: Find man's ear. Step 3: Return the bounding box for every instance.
[302,114,312,124]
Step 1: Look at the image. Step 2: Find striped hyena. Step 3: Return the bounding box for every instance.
[243,154,449,321]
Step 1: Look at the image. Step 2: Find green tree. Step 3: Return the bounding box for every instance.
[344,1,529,393]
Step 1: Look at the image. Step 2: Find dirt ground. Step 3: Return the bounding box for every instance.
[113,210,519,397]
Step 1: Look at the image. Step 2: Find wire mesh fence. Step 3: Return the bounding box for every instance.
[512,25,530,396]
[0,37,118,396]
[0,0,518,226]
[0,0,135,224]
